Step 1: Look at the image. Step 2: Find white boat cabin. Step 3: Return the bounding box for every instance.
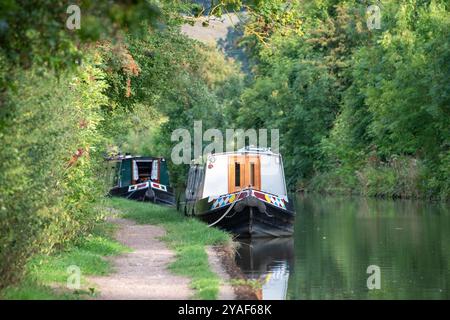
[186,147,287,200]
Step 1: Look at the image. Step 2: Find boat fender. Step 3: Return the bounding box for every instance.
[145,188,155,201]
[235,197,266,213]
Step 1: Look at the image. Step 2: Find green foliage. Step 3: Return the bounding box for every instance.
[0,56,109,290]
[235,1,369,183]
[2,278,78,300]
[0,0,203,291]
[2,220,129,299]
[357,156,422,198]
[2,0,449,298]
[0,0,181,71]
[320,0,450,199]
[231,0,449,199]
[99,28,243,186]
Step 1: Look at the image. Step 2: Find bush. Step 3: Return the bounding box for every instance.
[0,58,108,290]
[308,156,434,199]
[307,168,359,195]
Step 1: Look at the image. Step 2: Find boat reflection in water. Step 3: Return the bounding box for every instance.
[235,237,294,300]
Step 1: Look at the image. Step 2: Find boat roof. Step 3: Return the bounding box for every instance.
[106,155,164,161]
[208,146,280,157]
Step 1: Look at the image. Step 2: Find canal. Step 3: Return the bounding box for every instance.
[235,194,450,299]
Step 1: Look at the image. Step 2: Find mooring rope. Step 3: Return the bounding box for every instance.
[208,189,246,228]
[264,209,274,218]
[126,189,139,199]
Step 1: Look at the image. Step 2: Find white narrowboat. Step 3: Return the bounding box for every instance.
[184,147,295,237]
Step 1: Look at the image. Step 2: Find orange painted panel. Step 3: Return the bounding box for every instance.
[228,155,261,193]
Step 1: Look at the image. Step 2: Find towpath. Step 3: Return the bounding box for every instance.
[89,217,193,299]
[89,217,235,299]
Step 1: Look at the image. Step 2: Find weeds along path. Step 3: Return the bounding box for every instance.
[89,217,193,300]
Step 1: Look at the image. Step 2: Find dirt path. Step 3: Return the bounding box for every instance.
[89,217,193,300]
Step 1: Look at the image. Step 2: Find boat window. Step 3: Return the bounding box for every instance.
[250,163,255,186]
[136,160,152,183]
[235,162,241,187]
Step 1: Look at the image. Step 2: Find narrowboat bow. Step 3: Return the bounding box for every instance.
[107,154,175,205]
[184,147,295,237]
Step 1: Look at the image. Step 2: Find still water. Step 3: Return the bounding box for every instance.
[235,194,450,299]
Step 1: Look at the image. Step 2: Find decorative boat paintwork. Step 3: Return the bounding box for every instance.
[107,154,175,205]
[183,147,295,237]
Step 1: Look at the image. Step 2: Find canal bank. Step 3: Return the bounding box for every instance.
[2,199,258,300]
[106,198,258,300]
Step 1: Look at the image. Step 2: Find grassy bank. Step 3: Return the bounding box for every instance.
[108,197,233,300]
[307,157,449,201]
[2,221,129,300]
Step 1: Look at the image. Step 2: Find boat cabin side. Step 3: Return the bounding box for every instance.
[185,149,287,201]
[108,156,170,188]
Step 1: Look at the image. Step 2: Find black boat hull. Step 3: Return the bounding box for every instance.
[145,187,175,205]
[188,192,295,238]
[109,186,147,200]
[109,184,175,205]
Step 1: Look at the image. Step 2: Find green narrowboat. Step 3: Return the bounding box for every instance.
[107,154,175,205]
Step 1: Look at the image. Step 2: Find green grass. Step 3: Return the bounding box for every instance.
[109,197,233,300]
[2,221,129,300]
[4,199,233,300]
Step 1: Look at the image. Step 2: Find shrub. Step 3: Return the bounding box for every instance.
[0,57,108,290]
[357,156,422,198]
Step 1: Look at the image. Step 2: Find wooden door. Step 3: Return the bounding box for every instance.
[246,155,261,190]
[228,155,261,193]
[228,155,246,193]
